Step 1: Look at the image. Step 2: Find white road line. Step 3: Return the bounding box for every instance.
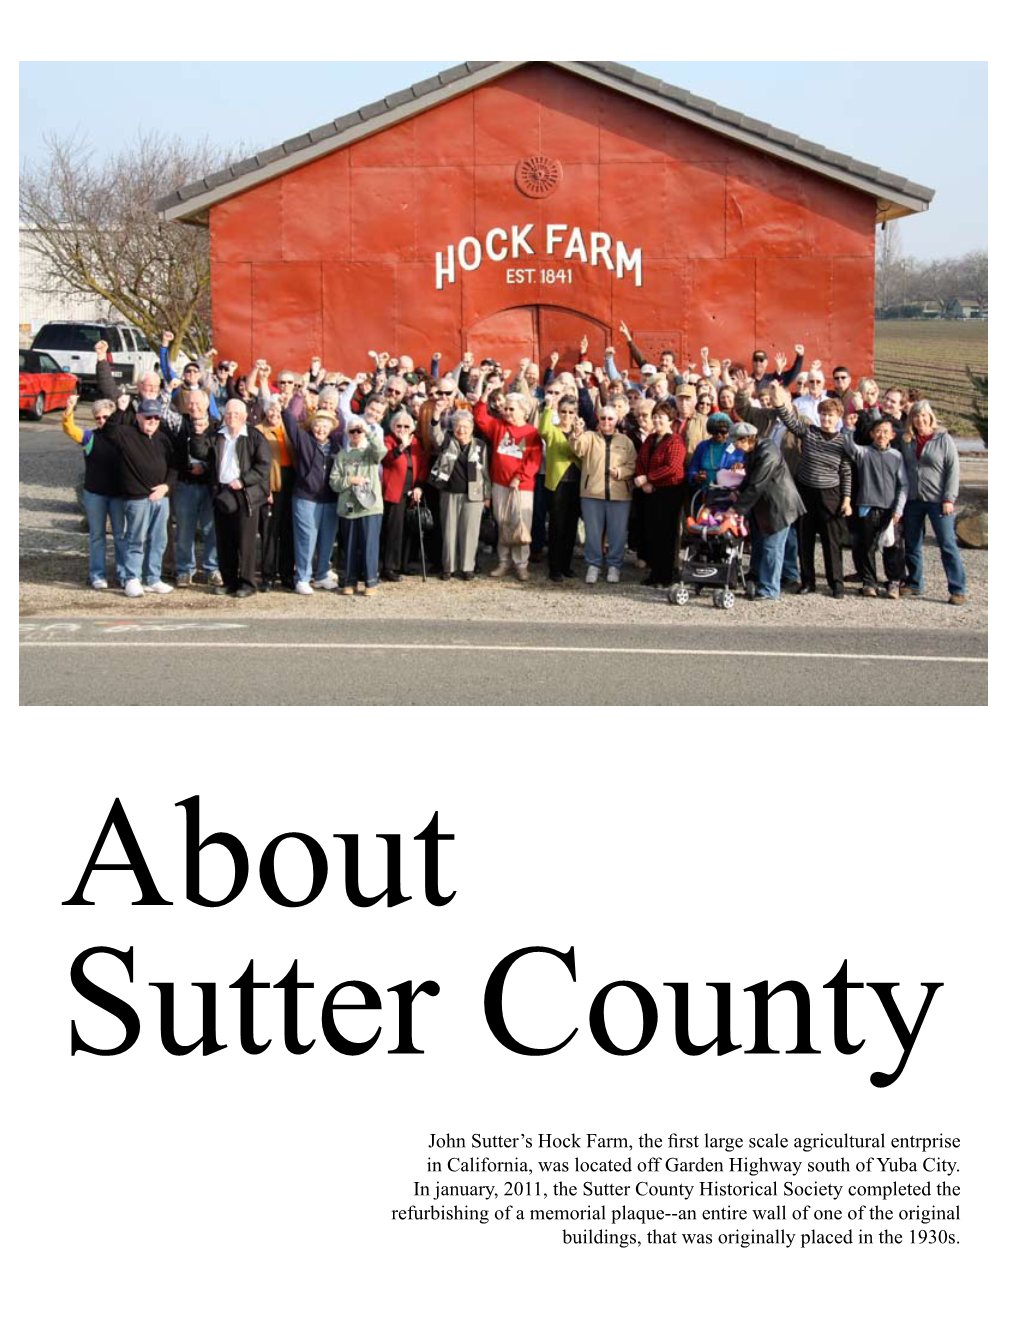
[19,641,987,664]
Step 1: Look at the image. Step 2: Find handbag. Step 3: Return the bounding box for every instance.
[405,498,434,532]
[479,506,498,548]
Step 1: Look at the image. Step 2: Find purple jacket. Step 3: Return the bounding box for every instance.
[282,409,345,502]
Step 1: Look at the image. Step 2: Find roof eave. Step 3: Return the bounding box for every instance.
[559,62,933,219]
[156,61,523,223]
[156,59,934,224]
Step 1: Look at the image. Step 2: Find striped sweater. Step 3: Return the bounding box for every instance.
[776,405,851,497]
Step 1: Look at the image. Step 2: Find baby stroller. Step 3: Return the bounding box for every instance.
[668,471,753,611]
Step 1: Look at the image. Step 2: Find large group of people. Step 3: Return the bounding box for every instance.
[61,323,968,606]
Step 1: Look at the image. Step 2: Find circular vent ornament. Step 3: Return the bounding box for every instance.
[516,155,562,198]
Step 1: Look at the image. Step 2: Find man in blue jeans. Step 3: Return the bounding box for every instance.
[729,422,805,600]
[734,378,802,590]
[172,393,222,587]
[108,399,178,597]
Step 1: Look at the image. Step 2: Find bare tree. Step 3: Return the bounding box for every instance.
[875,220,902,310]
[20,131,236,360]
[875,246,988,318]
[957,249,988,313]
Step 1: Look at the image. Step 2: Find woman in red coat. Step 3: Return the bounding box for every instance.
[634,404,687,587]
[472,380,543,581]
[380,410,430,581]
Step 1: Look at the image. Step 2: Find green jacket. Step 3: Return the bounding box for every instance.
[537,405,582,492]
[329,427,387,519]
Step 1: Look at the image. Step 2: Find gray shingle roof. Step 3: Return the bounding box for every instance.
[155,60,934,219]
[582,60,934,203]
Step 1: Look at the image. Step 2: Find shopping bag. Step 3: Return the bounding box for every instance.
[500,488,531,546]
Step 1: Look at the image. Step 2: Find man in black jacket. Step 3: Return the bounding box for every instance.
[105,398,179,597]
[191,398,271,598]
[95,339,184,436]
[730,421,806,601]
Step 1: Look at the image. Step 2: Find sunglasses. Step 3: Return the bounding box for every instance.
[437,390,454,397]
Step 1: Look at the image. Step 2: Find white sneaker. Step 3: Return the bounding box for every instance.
[314,577,339,591]
[607,566,621,584]
[143,580,174,594]
[91,579,108,590]
[294,581,314,596]
[585,565,599,585]
[124,579,144,598]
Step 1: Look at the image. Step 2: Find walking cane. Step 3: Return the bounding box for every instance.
[416,499,428,583]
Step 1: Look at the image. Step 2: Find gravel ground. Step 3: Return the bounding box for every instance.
[20,433,988,633]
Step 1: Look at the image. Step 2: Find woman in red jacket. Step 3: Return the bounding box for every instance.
[634,404,687,587]
[473,380,543,581]
[380,410,430,581]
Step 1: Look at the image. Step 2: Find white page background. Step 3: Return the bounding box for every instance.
[6,709,1011,1319]
[10,19,1005,1316]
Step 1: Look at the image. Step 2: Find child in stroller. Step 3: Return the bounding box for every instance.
[668,470,752,611]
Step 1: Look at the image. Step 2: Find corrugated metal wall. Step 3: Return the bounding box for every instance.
[208,65,876,375]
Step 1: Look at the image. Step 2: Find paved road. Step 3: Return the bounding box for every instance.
[20,617,987,705]
[20,414,68,454]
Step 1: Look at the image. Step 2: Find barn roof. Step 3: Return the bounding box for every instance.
[155,60,935,225]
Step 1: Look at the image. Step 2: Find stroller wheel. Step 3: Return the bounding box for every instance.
[712,589,725,609]
[721,590,736,611]
[668,584,689,606]
[745,580,757,600]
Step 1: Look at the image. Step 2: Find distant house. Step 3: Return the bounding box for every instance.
[19,227,113,343]
[942,297,986,320]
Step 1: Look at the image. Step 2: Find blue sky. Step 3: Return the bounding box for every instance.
[19,60,986,259]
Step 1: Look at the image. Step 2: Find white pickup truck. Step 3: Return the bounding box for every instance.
[30,321,159,395]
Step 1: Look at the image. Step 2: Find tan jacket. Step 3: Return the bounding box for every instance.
[569,429,637,500]
[256,421,289,494]
[683,411,709,460]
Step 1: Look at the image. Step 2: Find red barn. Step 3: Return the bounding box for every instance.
[157,61,933,377]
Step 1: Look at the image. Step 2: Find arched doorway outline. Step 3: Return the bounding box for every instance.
[464,303,612,369]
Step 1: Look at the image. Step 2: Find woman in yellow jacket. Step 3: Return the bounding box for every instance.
[537,388,583,582]
[567,404,637,585]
